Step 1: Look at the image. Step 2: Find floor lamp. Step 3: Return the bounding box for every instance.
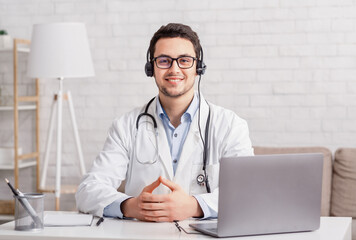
[27,23,95,210]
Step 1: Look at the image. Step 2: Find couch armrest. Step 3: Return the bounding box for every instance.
[331,148,356,218]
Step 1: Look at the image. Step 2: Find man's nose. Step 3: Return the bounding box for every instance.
[169,59,181,72]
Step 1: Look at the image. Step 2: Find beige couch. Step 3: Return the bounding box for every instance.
[254,146,355,239]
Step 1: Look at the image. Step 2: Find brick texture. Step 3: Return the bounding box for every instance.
[1,0,356,210]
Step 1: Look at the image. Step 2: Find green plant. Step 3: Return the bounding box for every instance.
[0,30,8,35]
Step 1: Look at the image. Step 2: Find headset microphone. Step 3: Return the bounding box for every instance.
[196,48,207,76]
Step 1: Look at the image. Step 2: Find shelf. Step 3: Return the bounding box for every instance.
[0,200,14,215]
[0,38,39,199]
[0,105,36,111]
[0,215,13,222]
[39,185,77,194]
[0,47,30,53]
[0,160,37,170]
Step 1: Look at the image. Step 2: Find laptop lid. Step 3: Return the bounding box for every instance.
[191,153,323,238]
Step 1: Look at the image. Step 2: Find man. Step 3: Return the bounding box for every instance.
[76,23,253,222]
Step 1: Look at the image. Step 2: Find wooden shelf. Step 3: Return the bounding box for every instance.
[39,185,77,194]
[0,200,14,215]
[0,38,39,218]
[0,38,40,189]
[0,160,37,170]
[0,215,13,223]
[0,47,30,53]
[0,105,37,111]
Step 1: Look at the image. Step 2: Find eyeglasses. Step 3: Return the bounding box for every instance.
[153,56,197,69]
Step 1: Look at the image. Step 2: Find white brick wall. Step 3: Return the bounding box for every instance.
[1,0,356,210]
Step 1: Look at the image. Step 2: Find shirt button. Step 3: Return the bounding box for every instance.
[173,159,178,163]
[174,133,178,137]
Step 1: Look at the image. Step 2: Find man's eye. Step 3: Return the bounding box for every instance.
[158,58,170,64]
[179,58,191,63]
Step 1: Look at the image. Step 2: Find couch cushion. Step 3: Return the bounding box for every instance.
[254,146,333,216]
[331,148,356,218]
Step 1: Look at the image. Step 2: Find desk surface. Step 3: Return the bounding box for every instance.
[0,214,352,240]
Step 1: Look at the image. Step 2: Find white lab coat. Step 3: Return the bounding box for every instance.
[76,94,254,217]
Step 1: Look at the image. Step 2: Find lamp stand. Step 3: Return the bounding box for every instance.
[40,77,86,210]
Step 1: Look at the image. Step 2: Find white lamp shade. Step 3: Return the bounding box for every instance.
[27,22,95,78]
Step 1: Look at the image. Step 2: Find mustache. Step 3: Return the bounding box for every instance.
[164,74,185,78]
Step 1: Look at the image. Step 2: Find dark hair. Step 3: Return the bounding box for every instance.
[148,23,202,62]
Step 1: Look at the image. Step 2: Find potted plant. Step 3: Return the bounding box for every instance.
[0,29,13,49]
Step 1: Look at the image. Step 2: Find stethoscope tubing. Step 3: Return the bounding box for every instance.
[135,96,211,193]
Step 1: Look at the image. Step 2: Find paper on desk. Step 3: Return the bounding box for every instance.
[44,212,93,227]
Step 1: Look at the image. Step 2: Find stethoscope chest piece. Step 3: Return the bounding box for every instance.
[197,174,206,186]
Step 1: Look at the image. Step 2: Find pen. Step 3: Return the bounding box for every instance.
[4,178,43,227]
[96,217,104,226]
[5,178,17,195]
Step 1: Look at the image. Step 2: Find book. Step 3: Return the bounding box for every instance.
[44,212,93,227]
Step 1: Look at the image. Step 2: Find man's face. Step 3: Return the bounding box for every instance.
[153,37,197,99]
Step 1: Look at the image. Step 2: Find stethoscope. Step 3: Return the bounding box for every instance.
[134,97,159,166]
[135,93,211,193]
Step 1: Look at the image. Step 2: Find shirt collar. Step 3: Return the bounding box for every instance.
[156,93,199,123]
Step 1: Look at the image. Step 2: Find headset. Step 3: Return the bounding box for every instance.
[142,44,211,193]
[144,47,207,77]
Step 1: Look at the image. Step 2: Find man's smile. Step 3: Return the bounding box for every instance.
[165,76,184,82]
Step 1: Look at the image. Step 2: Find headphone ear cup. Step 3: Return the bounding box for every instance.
[196,60,206,75]
[145,62,154,77]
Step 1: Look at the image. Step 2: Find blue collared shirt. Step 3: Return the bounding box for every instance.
[103,94,216,219]
[156,94,197,175]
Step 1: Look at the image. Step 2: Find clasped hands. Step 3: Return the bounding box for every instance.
[121,176,203,222]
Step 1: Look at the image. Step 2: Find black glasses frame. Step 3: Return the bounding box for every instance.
[153,56,197,69]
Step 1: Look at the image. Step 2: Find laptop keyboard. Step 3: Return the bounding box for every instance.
[198,223,218,233]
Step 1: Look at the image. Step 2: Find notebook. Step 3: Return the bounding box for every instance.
[189,153,323,238]
[44,212,93,227]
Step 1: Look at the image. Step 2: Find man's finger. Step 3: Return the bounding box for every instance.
[141,192,168,202]
[139,202,165,211]
[140,210,167,218]
[144,216,171,222]
[160,177,180,192]
[142,177,162,193]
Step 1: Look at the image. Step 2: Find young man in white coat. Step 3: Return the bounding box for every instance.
[76,23,254,222]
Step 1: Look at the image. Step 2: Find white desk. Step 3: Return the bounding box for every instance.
[0,215,351,240]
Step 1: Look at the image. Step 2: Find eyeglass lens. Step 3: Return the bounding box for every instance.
[155,56,195,69]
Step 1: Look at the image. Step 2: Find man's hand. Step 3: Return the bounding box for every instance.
[140,176,203,222]
[121,176,203,222]
[120,177,161,221]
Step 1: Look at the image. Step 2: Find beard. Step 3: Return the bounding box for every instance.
[158,81,195,98]
[154,72,196,98]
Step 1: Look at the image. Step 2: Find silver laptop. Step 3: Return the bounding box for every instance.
[189,153,323,238]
